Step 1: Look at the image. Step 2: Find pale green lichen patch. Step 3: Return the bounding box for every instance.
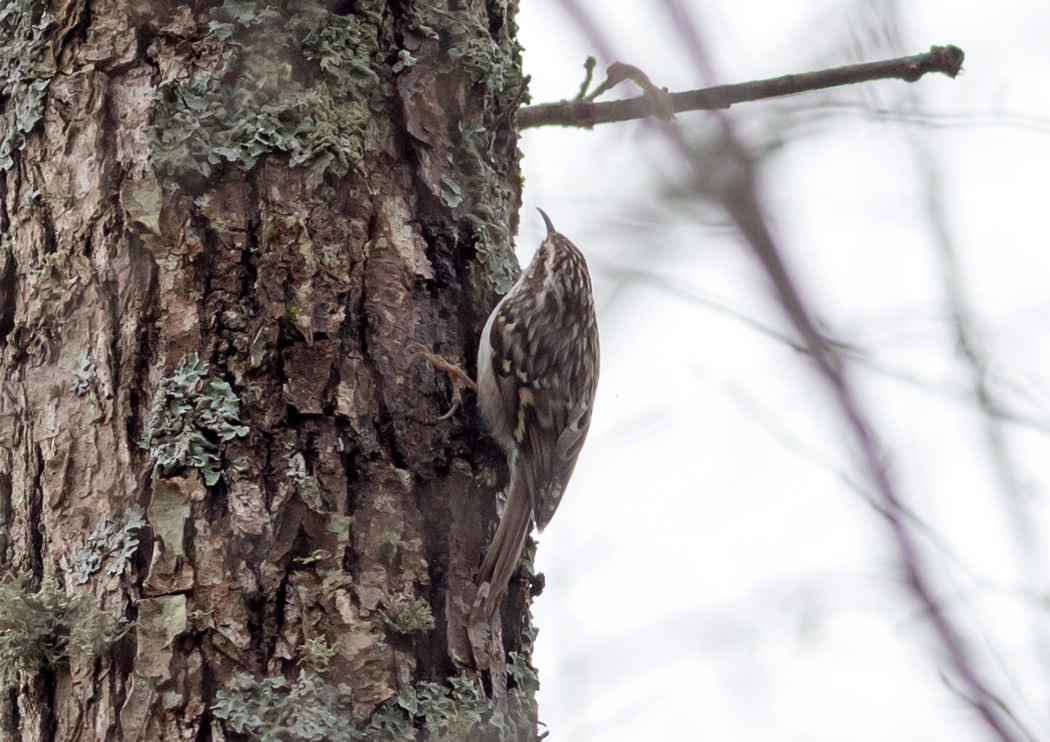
[213,671,356,742]
[300,636,339,672]
[0,573,132,687]
[139,353,249,486]
[71,506,147,584]
[149,0,386,178]
[413,0,524,95]
[0,0,55,171]
[213,670,497,742]
[71,353,97,396]
[0,573,67,687]
[366,676,496,741]
[379,592,435,635]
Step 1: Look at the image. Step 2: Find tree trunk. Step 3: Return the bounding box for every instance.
[0,0,537,739]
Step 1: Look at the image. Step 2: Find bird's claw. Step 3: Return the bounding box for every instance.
[412,342,477,420]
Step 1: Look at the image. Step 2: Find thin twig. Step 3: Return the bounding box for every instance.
[574,56,597,101]
[913,139,1050,689]
[518,45,964,129]
[605,263,1050,435]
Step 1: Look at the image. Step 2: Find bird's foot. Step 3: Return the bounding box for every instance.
[411,342,478,420]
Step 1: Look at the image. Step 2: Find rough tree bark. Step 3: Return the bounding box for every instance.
[0,0,538,739]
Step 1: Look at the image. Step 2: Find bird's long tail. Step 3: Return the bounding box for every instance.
[475,472,533,618]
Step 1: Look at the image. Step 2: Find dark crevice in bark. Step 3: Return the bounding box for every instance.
[196,641,217,742]
[1,684,21,741]
[297,427,319,484]
[30,190,60,263]
[81,217,97,262]
[97,72,135,418]
[259,436,277,513]
[478,667,494,699]
[418,488,456,680]
[112,595,139,716]
[242,173,262,321]
[95,204,130,444]
[55,0,90,68]
[0,251,16,346]
[126,234,160,497]
[28,444,45,581]
[319,359,342,418]
[275,314,301,351]
[100,230,123,403]
[0,472,10,562]
[245,571,282,672]
[340,442,360,556]
[484,0,505,38]
[328,0,358,15]
[36,666,58,742]
[0,169,9,233]
[192,205,239,367]
[128,16,159,76]
[195,711,213,742]
[7,162,23,226]
[195,225,219,342]
[270,569,290,657]
[417,218,462,292]
[452,227,496,365]
[364,360,406,471]
[98,80,124,225]
[242,482,291,669]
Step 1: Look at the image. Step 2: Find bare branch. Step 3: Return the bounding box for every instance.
[519,45,964,130]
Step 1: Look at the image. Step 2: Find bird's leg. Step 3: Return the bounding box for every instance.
[412,343,478,420]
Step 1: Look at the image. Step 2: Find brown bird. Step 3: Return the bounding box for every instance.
[473,209,600,616]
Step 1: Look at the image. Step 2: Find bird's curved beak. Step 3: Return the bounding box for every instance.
[537,208,556,237]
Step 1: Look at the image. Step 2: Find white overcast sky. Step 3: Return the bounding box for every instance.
[514,1,1050,740]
